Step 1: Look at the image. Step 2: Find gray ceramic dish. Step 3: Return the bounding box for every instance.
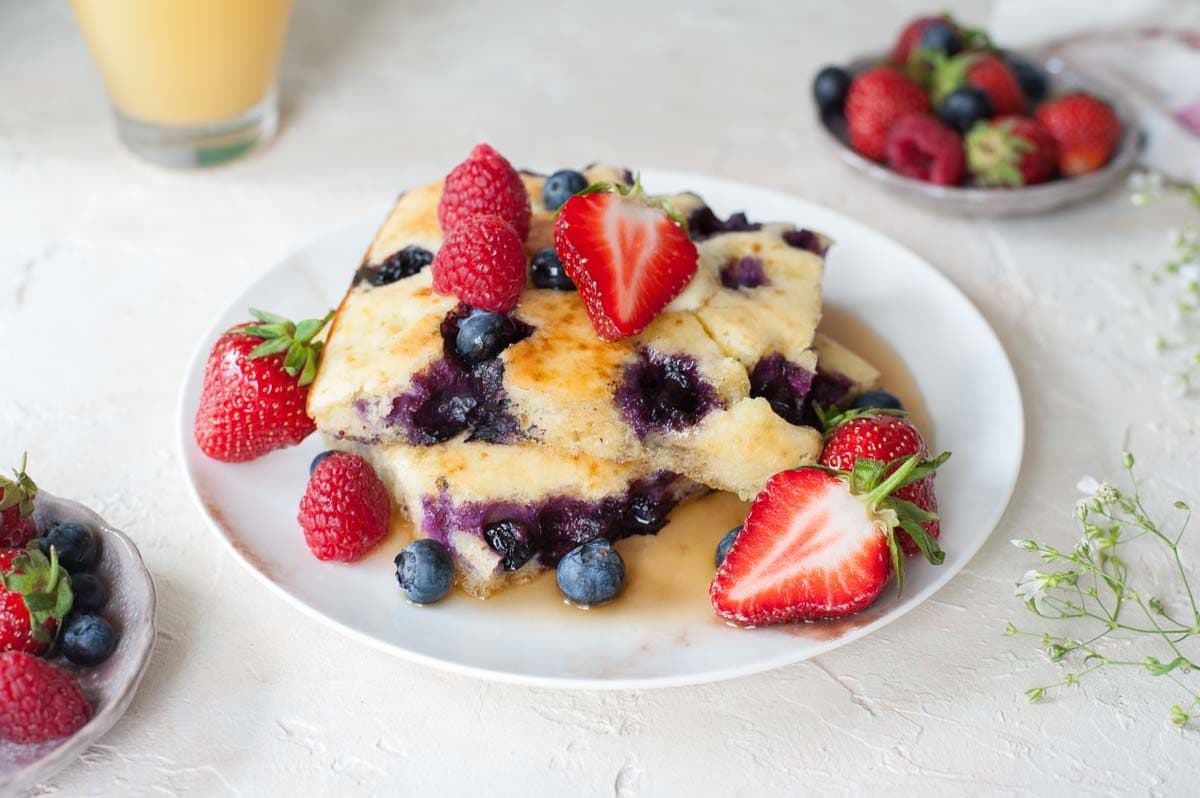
[0,493,156,794]
[817,54,1143,217]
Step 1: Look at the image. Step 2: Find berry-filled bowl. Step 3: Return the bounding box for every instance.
[814,14,1140,216]
[0,490,156,794]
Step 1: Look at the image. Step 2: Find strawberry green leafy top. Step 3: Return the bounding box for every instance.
[0,454,37,520]
[239,309,334,387]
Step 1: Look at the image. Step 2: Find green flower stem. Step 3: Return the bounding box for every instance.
[1010,452,1199,726]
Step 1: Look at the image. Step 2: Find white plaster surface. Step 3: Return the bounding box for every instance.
[2,0,1199,795]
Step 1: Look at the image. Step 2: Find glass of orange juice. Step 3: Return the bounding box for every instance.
[70,0,294,168]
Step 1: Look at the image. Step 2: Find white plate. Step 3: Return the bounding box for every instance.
[0,493,157,793]
[177,171,1023,689]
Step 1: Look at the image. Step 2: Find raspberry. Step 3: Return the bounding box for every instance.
[298,452,390,562]
[431,215,527,313]
[885,113,965,186]
[437,143,531,241]
[0,651,91,744]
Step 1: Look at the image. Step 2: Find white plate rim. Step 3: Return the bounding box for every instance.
[177,169,1025,689]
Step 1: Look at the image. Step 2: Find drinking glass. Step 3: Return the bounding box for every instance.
[71,0,294,168]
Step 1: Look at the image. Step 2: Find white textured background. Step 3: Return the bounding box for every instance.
[3,0,1200,795]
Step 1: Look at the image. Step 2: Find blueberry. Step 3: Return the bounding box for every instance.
[1005,55,1048,106]
[455,310,518,366]
[812,66,851,113]
[60,613,117,666]
[556,538,625,607]
[483,520,533,571]
[70,573,109,612]
[715,526,742,567]
[364,245,434,286]
[851,390,905,412]
[918,21,962,56]
[309,450,336,475]
[623,495,668,535]
[395,539,454,604]
[530,248,575,291]
[40,522,99,573]
[938,87,993,134]
[543,169,588,211]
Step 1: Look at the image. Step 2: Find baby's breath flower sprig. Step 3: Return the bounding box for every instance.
[1128,172,1200,398]
[1007,451,1200,727]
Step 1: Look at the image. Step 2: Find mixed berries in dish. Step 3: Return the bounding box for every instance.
[816,13,1124,188]
[191,144,951,628]
[0,456,123,745]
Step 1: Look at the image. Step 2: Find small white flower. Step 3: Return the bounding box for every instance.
[1076,476,1101,496]
[1011,538,1037,551]
[1016,570,1052,612]
[1096,483,1120,504]
[1180,264,1200,282]
[1076,533,1093,555]
[1128,171,1164,201]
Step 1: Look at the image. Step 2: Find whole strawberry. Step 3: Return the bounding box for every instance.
[845,68,931,162]
[819,410,945,557]
[298,452,390,562]
[933,53,1025,116]
[0,455,38,548]
[1036,93,1122,176]
[0,545,73,655]
[966,116,1059,187]
[890,15,951,65]
[431,214,527,313]
[438,143,532,241]
[885,113,965,186]
[194,309,332,463]
[0,651,91,743]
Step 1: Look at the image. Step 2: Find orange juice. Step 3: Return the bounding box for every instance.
[71,0,293,127]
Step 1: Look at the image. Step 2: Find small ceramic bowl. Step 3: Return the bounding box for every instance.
[0,493,156,794]
[817,54,1143,217]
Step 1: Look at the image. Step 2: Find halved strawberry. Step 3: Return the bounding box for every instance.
[710,454,946,625]
[553,182,698,341]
